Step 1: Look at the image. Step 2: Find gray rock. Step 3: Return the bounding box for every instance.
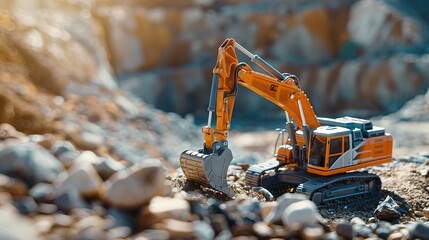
[193,220,215,240]
[93,156,126,180]
[53,188,89,212]
[55,161,103,198]
[29,183,55,202]
[408,222,429,240]
[265,193,307,224]
[106,208,135,230]
[237,199,262,223]
[57,151,80,169]
[374,196,401,221]
[335,221,354,239]
[0,142,64,186]
[51,140,76,158]
[353,224,373,238]
[103,160,165,209]
[281,200,322,227]
[13,196,38,215]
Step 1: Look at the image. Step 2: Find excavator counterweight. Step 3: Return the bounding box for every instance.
[180,38,392,204]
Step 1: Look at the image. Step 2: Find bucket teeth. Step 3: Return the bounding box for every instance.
[180,149,235,196]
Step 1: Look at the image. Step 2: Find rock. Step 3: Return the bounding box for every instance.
[189,199,209,219]
[51,140,77,158]
[253,222,272,238]
[353,224,373,238]
[13,197,38,215]
[103,160,165,209]
[136,230,169,240]
[29,134,56,150]
[107,226,132,239]
[193,221,215,240]
[423,208,429,218]
[74,151,103,165]
[0,142,64,186]
[70,131,105,151]
[265,193,307,224]
[408,222,429,240]
[388,232,404,240]
[154,219,195,239]
[0,123,25,140]
[33,215,54,234]
[209,214,230,236]
[56,151,80,169]
[374,221,394,239]
[55,161,103,198]
[53,188,89,212]
[236,199,262,224]
[350,217,366,225]
[301,225,325,240]
[0,174,28,197]
[374,196,401,221]
[0,205,39,240]
[29,183,55,202]
[335,221,354,239]
[38,203,58,214]
[93,156,126,180]
[77,215,107,231]
[53,213,73,227]
[260,202,277,221]
[281,200,321,227]
[106,208,135,230]
[415,210,424,217]
[78,226,107,240]
[139,196,191,228]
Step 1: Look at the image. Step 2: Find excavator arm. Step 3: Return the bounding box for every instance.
[203,38,320,151]
[180,38,320,196]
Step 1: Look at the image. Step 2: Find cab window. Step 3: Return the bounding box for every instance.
[329,137,342,155]
[309,135,326,167]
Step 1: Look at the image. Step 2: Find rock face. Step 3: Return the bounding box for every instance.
[109,0,429,119]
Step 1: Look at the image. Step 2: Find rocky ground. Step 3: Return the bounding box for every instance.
[0,119,428,239]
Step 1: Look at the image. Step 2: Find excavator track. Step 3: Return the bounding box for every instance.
[245,162,381,207]
[295,172,381,207]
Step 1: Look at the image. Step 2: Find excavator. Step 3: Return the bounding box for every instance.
[180,38,393,206]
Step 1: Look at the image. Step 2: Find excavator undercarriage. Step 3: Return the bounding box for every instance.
[245,160,381,206]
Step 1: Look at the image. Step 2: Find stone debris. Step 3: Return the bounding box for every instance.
[375,196,402,221]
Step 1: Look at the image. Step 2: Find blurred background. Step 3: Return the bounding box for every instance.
[1,0,429,158]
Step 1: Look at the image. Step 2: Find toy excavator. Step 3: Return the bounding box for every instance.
[180,38,392,206]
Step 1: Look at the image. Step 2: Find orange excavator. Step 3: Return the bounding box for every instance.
[180,38,392,206]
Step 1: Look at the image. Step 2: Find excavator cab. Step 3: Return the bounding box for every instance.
[307,126,353,175]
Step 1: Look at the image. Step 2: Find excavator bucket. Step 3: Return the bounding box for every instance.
[180,149,235,196]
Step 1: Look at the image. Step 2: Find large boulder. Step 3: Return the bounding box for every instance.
[0,142,64,186]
